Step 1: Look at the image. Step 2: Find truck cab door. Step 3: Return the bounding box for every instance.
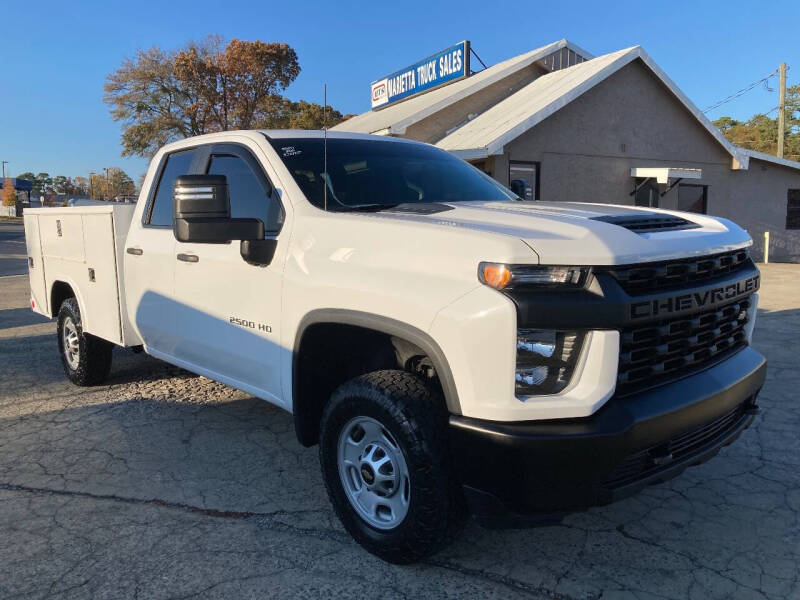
[123,148,199,355]
[172,143,287,405]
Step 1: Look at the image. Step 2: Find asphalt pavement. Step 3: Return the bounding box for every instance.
[0,221,27,276]
[1,256,799,599]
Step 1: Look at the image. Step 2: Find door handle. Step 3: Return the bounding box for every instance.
[177,253,199,263]
[126,247,143,256]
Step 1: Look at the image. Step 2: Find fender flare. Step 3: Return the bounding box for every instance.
[292,309,462,443]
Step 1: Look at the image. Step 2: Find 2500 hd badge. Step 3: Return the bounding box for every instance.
[630,274,760,319]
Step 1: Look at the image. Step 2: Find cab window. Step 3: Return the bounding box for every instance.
[148,149,195,226]
[207,154,284,234]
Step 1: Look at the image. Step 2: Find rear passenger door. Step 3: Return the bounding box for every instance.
[172,143,287,404]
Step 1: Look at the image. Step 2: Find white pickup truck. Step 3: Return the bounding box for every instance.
[23,130,766,563]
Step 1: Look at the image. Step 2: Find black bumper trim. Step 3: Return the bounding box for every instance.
[449,346,766,522]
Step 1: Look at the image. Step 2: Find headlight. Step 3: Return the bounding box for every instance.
[479,263,590,290]
[515,330,585,396]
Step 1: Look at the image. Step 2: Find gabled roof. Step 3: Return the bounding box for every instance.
[740,148,800,171]
[331,39,593,136]
[436,46,751,170]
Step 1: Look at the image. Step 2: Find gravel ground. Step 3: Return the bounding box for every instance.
[0,261,798,599]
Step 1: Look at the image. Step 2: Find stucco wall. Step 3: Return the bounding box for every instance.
[500,59,800,262]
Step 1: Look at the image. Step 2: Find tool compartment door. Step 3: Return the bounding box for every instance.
[23,214,48,316]
[80,213,124,344]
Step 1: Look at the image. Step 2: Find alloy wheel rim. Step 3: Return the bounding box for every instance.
[62,316,80,370]
[337,416,411,530]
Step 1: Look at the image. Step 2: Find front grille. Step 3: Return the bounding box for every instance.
[603,248,751,295]
[604,403,749,488]
[617,296,751,395]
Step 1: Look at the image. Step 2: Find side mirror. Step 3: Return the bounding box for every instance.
[173,175,263,243]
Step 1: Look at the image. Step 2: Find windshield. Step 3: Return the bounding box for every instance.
[267,136,516,211]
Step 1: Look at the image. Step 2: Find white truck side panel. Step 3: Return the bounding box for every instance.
[23,205,138,346]
[23,213,49,317]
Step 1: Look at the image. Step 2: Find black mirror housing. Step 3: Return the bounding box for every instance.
[173,175,230,219]
[172,174,264,244]
[174,217,264,244]
[240,239,277,266]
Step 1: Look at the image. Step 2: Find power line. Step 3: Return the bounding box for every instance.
[702,68,781,113]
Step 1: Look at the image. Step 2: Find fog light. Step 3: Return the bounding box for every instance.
[516,366,548,387]
[516,330,585,397]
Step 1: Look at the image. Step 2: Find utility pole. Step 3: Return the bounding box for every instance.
[778,62,787,159]
[1,161,8,179]
[89,172,96,199]
[104,167,110,201]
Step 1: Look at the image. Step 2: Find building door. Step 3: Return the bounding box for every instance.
[509,161,540,200]
[634,180,660,208]
[677,184,708,214]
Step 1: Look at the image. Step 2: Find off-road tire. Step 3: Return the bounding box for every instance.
[319,369,466,564]
[56,297,113,386]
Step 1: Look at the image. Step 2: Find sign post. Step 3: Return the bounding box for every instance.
[371,41,470,110]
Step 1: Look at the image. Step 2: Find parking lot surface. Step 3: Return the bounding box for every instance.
[0,221,27,276]
[1,251,798,599]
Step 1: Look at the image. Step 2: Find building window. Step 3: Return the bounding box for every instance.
[509,161,540,200]
[787,189,800,229]
[677,184,708,214]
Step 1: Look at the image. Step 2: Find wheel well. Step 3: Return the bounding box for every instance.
[50,281,75,317]
[293,322,445,447]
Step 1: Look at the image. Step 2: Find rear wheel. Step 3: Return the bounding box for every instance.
[319,370,465,564]
[56,298,113,386]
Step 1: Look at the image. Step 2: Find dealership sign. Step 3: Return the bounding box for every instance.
[371,41,470,110]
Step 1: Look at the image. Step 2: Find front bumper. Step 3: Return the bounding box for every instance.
[449,346,766,524]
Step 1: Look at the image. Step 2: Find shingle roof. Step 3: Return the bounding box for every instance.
[331,39,592,136]
[435,46,749,170]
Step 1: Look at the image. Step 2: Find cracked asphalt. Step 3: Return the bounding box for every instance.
[1,230,798,598]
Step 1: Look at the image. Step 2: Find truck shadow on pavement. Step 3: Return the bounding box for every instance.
[0,306,52,330]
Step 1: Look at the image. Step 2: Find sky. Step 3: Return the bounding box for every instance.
[2,0,798,184]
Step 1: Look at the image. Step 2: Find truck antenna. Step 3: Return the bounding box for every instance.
[323,83,328,212]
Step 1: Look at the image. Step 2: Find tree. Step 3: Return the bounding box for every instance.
[17,171,36,185]
[16,172,49,196]
[89,174,106,200]
[53,175,71,194]
[249,94,347,129]
[107,167,135,199]
[713,84,800,162]
[104,45,210,157]
[105,36,345,157]
[1,178,16,207]
[35,173,53,196]
[72,177,89,196]
[174,37,300,131]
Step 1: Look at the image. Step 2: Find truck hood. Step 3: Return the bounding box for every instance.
[370,201,752,265]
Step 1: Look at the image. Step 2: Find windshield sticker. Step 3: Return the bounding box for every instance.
[281,146,301,157]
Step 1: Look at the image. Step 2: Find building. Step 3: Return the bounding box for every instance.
[334,40,800,262]
[0,178,33,216]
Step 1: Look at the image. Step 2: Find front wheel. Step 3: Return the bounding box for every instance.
[319,370,465,564]
[56,297,113,386]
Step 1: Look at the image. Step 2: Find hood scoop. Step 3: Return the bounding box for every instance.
[591,212,700,234]
[382,203,455,215]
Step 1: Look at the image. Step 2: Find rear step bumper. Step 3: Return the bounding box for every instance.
[449,346,766,527]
